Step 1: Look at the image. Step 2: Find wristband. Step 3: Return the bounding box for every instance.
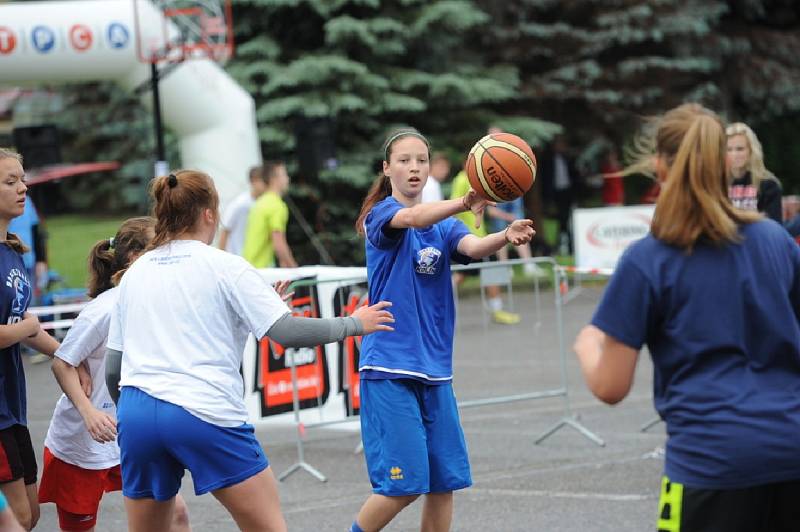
[504,225,512,244]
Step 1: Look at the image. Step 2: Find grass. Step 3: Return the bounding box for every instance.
[45,215,129,289]
[41,215,572,290]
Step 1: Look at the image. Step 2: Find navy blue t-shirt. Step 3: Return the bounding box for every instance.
[592,220,800,489]
[0,244,32,429]
[360,197,472,382]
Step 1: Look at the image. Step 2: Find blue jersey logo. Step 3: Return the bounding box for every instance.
[6,268,31,317]
[415,247,442,275]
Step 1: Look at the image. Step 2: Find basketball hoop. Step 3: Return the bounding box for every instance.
[132,0,234,65]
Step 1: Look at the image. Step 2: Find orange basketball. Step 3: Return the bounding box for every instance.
[465,133,537,202]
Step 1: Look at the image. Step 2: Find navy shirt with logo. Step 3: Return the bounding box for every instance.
[360,196,471,383]
[592,220,800,489]
[0,244,32,429]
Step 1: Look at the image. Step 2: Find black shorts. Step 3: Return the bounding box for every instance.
[0,424,37,485]
[658,475,800,532]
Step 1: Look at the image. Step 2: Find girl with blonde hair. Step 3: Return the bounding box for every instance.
[726,121,783,222]
[574,104,800,531]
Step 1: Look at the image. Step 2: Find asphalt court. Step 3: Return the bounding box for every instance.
[25,284,666,531]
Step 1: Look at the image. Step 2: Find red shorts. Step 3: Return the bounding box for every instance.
[38,447,121,531]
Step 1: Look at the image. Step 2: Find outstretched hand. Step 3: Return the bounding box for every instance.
[272,280,295,303]
[463,190,496,229]
[505,219,536,246]
[353,301,395,334]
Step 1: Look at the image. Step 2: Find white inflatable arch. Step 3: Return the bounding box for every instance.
[0,0,258,207]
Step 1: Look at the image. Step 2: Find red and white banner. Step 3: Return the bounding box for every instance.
[573,205,655,270]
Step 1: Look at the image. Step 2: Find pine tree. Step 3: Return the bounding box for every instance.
[228,0,559,265]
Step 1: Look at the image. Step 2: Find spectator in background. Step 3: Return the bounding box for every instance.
[784,196,800,239]
[600,148,624,206]
[218,166,267,256]
[450,167,521,324]
[726,122,783,223]
[540,134,581,254]
[420,152,450,203]
[242,161,298,269]
[8,196,47,301]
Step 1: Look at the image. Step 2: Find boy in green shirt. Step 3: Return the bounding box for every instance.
[242,161,298,268]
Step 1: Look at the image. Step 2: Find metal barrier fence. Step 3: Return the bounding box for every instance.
[555,265,663,434]
[277,257,605,483]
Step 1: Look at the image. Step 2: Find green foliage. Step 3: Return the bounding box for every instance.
[17,0,798,257]
[228,0,559,265]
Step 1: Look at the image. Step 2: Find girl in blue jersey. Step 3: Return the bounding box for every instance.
[0,148,61,530]
[350,128,534,532]
[574,104,800,531]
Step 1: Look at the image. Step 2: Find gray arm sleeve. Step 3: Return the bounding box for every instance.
[105,348,122,405]
[265,313,365,348]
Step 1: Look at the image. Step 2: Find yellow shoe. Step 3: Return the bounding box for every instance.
[492,310,520,325]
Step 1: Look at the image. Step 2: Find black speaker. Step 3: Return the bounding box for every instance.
[294,117,336,180]
[13,125,62,169]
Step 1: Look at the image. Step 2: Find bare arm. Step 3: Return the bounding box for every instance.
[391,191,493,230]
[573,325,639,404]
[272,231,298,268]
[457,219,535,259]
[0,314,41,349]
[217,228,230,251]
[52,358,116,442]
[21,327,59,356]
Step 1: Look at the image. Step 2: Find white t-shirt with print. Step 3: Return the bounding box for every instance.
[107,240,290,427]
[220,191,254,256]
[45,288,120,470]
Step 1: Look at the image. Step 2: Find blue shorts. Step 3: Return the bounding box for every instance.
[117,387,268,501]
[360,379,472,496]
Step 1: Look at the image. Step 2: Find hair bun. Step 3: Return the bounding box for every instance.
[168,173,178,188]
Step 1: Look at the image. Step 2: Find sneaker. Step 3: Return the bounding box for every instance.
[492,310,520,325]
[523,263,547,278]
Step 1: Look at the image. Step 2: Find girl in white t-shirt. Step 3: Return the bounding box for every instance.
[106,170,393,532]
[39,217,191,532]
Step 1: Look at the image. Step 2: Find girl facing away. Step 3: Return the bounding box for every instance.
[575,104,800,531]
[105,170,393,532]
[350,128,534,532]
[39,217,190,532]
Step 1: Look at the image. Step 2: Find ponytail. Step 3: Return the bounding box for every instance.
[87,216,155,298]
[87,239,116,298]
[3,232,29,255]
[149,170,218,250]
[635,103,761,252]
[355,174,392,235]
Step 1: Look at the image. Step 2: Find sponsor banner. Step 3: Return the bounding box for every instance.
[242,266,367,425]
[253,278,330,417]
[573,205,655,270]
[333,282,369,415]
